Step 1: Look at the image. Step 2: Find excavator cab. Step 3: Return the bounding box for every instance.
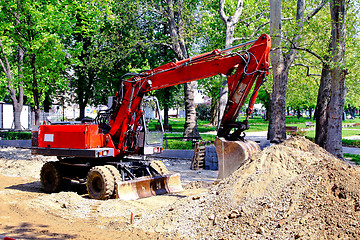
[141,96,164,155]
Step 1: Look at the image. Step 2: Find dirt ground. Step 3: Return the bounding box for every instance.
[0,148,215,239]
[1,137,360,239]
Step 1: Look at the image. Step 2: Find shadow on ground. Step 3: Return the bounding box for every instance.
[6,181,88,196]
[2,222,77,239]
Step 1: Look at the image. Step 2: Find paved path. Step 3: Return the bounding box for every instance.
[343,147,360,155]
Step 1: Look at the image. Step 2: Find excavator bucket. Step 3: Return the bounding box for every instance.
[114,173,183,200]
[215,137,260,179]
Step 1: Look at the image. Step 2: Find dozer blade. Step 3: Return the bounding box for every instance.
[115,173,183,200]
[215,137,260,179]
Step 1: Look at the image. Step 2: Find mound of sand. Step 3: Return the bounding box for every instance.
[136,136,360,239]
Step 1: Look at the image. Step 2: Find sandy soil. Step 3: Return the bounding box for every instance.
[1,137,360,239]
[0,147,215,239]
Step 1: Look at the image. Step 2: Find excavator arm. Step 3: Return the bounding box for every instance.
[109,34,271,157]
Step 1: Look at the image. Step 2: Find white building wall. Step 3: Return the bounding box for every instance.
[0,103,30,129]
[2,104,13,129]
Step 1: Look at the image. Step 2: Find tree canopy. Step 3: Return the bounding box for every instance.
[0,0,359,152]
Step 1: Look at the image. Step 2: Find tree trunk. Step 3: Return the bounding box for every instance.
[315,61,331,148]
[13,46,24,130]
[166,0,200,138]
[210,97,219,126]
[44,94,51,113]
[79,103,86,120]
[164,104,169,126]
[217,78,228,127]
[268,0,286,142]
[326,0,347,159]
[268,0,305,143]
[184,81,200,137]
[0,40,24,130]
[296,108,301,119]
[268,63,287,142]
[34,108,41,126]
[218,0,244,129]
[31,53,41,126]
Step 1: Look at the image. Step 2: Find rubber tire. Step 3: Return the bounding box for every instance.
[104,165,122,198]
[40,162,63,193]
[150,160,169,175]
[86,166,115,200]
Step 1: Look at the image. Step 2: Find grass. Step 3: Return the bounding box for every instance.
[5,115,360,153]
[163,116,360,150]
[344,154,360,165]
[164,133,216,150]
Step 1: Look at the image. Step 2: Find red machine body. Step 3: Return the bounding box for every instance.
[38,124,103,149]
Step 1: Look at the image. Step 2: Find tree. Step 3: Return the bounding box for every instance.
[268,0,303,142]
[195,0,270,125]
[0,38,24,130]
[197,75,223,125]
[0,0,68,125]
[0,2,25,130]
[268,0,327,143]
[64,0,108,120]
[162,0,200,138]
[325,0,347,158]
[217,0,244,126]
[315,49,331,147]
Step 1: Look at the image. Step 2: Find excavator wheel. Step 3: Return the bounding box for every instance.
[150,160,169,175]
[104,165,122,198]
[86,166,115,200]
[40,162,65,193]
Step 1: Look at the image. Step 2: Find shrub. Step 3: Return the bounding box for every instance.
[0,131,31,140]
[196,103,211,121]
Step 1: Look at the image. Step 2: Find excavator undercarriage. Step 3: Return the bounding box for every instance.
[38,156,182,200]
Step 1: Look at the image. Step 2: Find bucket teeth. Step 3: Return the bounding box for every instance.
[115,173,183,200]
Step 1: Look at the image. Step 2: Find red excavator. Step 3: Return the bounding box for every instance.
[32,34,271,200]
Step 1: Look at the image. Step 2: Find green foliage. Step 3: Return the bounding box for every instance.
[0,131,31,140]
[0,0,69,111]
[153,86,183,112]
[196,103,211,120]
[0,0,359,144]
[344,154,360,165]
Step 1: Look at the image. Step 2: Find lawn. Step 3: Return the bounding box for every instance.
[163,116,360,150]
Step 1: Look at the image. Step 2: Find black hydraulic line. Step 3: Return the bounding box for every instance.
[220,39,257,53]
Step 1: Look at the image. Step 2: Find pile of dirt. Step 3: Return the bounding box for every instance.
[2,137,360,239]
[135,136,360,239]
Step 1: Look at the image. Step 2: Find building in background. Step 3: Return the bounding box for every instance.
[0,102,30,130]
